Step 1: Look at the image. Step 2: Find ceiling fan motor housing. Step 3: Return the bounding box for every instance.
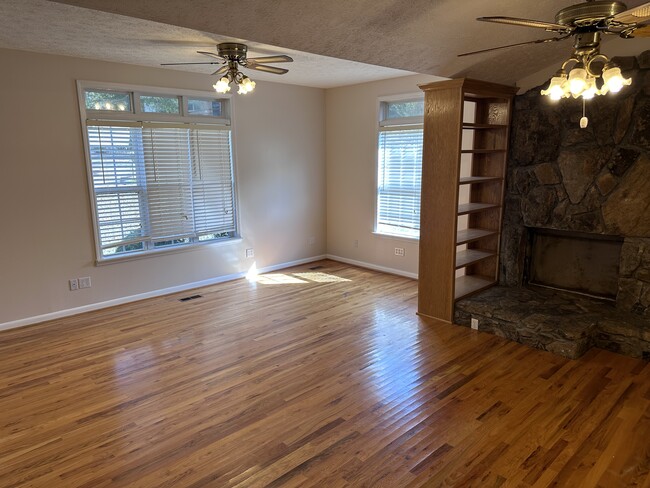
[556,1,627,26]
[217,42,249,60]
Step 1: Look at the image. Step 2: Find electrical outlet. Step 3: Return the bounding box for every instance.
[308,236,315,246]
[245,248,254,258]
[471,317,479,330]
[69,279,79,291]
[394,247,405,257]
[354,239,359,248]
[79,277,92,289]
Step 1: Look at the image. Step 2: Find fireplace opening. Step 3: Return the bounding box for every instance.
[525,228,623,301]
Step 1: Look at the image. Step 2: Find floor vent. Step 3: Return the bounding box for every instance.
[179,294,202,302]
[309,265,324,270]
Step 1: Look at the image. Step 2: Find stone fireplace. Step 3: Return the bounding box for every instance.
[454,52,650,359]
[526,228,623,300]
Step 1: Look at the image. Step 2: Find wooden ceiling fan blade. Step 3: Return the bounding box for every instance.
[612,1,650,24]
[247,55,294,64]
[211,65,229,76]
[248,64,289,75]
[458,36,566,57]
[197,51,225,60]
[631,23,650,36]
[478,16,572,32]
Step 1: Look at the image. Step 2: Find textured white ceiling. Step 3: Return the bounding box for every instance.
[3,0,650,88]
[0,0,416,88]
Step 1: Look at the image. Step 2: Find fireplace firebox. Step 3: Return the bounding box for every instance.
[526,228,623,301]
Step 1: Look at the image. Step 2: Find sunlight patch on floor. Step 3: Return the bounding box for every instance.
[293,272,351,283]
[247,267,352,285]
[254,274,309,284]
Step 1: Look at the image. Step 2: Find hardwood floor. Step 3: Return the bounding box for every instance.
[0,260,648,487]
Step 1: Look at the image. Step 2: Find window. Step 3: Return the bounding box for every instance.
[376,97,424,238]
[85,90,132,112]
[140,95,181,114]
[187,98,223,117]
[79,83,238,261]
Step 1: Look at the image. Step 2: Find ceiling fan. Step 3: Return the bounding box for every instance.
[161,42,293,94]
[459,0,650,58]
[459,0,650,107]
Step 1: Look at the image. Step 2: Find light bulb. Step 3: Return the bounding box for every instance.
[105,102,113,110]
[213,77,231,94]
[94,102,101,110]
[541,75,567,100]
[580,116,588,128]
[581,77,599,100]
[117,103,126,111]
[549,86,564,100]
[237,77,255,94]
[602,66,631,94]
[568,67,587,96]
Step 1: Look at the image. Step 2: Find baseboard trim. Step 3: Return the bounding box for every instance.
[326,254,418,280]
[0,255,327,332]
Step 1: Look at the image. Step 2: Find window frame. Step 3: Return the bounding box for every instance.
[77,80,241,264]
[374,93,424,241]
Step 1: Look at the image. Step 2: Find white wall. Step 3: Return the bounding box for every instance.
[325,74,444,277]
[0,48,326,325]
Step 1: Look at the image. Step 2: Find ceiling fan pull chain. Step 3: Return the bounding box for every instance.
[580,97,589,128]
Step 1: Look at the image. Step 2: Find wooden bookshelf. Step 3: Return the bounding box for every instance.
[457,202,500,215]
[454,275,495,300]
[417,78,517,323]
[460,149,506,154]
[455,249,495,268]
[456,228,497,244]
[458,176,502,185]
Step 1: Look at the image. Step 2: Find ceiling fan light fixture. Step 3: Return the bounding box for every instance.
[602,65,631,93]
[581,76,600,99]
[466,1,647,126]
[237,76,256,94]
[541,70,569,100]
[163,43,292,96]
[568,66,588,96]
[214,76,231,94]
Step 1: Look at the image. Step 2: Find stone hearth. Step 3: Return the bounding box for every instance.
[455,286,650,359]
[454,51,650,359]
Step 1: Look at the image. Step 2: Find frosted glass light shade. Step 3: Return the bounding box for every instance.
[541,75,568,100]
[602,66,631,93]
[568,67,588,96]
[213,77,231,94]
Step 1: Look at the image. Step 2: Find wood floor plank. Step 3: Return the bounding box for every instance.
[0,259,648,487]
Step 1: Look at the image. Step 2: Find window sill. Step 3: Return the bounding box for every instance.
[371,231,419,243]
[95,237,243,266]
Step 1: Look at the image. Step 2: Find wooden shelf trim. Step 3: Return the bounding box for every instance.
[460,149,506,154]
[455,249,495,268]
[454,275,495,300]
[462,123,507,129]
[458,176,502,185]
[456,228,497,244]
[418,78,514,322]
[457,202,499,215]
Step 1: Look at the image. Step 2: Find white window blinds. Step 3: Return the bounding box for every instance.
[143,127,195,240]
[87,122,236,257]
[190,129,236,235]
[376,127,423,238]
[88,125,147,250]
